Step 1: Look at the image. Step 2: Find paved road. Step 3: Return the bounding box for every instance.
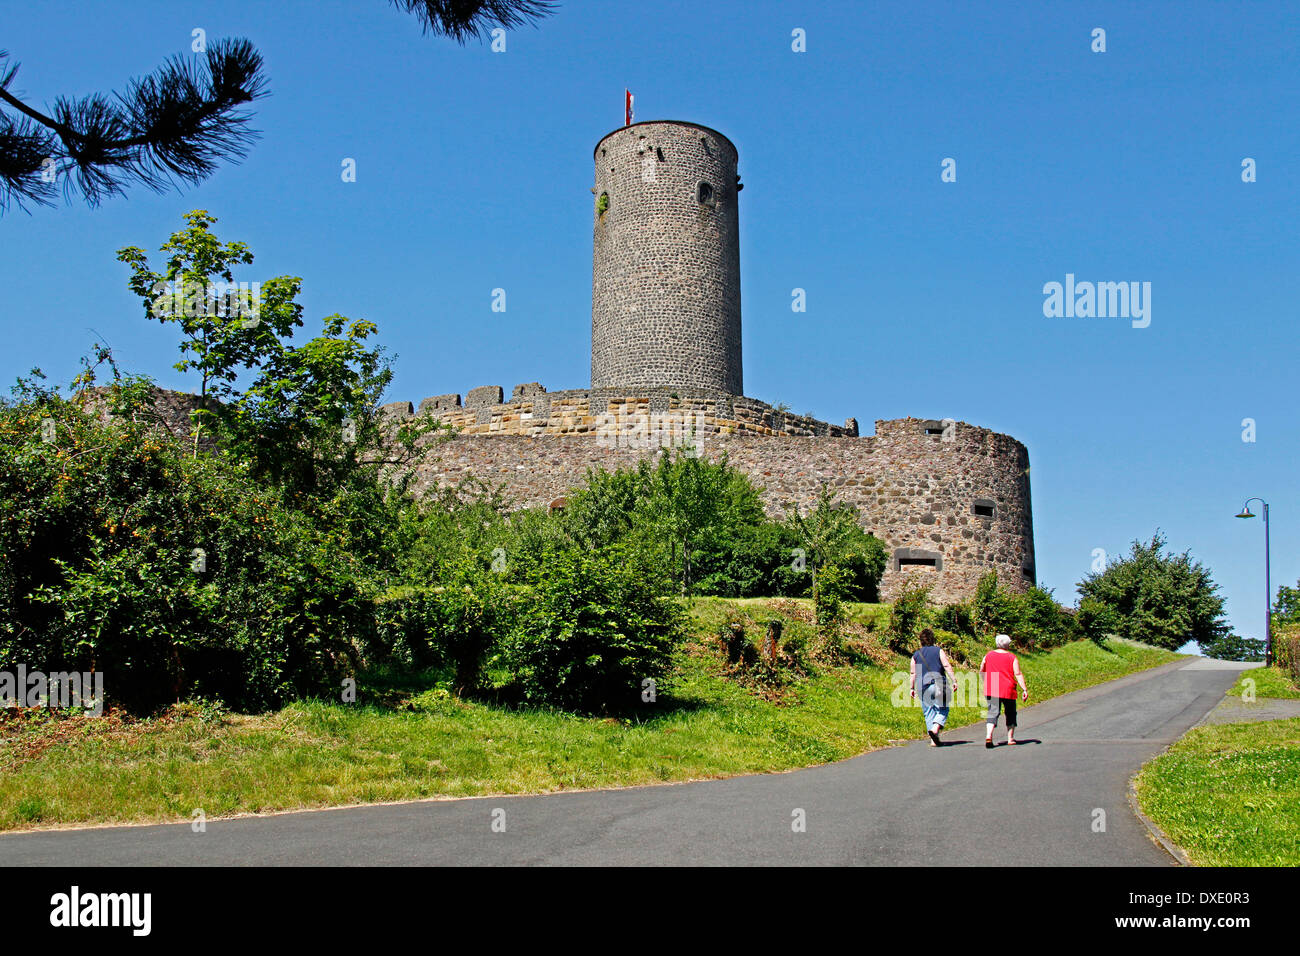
[1,657,1248,866]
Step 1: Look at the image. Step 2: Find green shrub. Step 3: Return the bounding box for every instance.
[499,546,685,712]
[690,520,810,597]
[931,627,987,666]
[1076,596,1119,645]
[1276,626,1300,682]
[786,487,887,602]
[1,391,371,713]
[814,563,850,626]
[1016,585,1077,650]
[374,558,517,692]
[934,601,975,637]
[972,570,1020,637]
[887,580,931,653]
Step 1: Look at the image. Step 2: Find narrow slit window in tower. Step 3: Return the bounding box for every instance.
[973,498,995,518]
[894,548,942,571]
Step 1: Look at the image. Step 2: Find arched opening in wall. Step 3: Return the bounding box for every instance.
[697,181,715,205]
[972,498,996,518]
[894,547,942,572]
[596,191,609,220]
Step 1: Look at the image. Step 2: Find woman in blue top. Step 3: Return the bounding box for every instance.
[909,628,957,746]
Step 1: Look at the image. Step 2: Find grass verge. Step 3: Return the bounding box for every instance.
[1227,665,1300,701]
[0,598,1179,831]
[1135,717,1300,866]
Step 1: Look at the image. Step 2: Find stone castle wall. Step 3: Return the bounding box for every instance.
[93,386,1035,604]
[395,410,1035,604]
[591,122,743,394]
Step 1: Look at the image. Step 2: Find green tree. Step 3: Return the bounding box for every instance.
[1273,581,1300,627]
[1076,532,1228,652]
[1199,633,1265,662]
[643,450,749,594]
[786,486,887,604]
[117,210,301,454]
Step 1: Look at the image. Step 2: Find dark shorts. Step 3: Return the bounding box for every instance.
[986,695,1017,727]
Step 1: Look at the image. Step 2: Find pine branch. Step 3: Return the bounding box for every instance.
[389,0,557,43]
[0,39,267,214]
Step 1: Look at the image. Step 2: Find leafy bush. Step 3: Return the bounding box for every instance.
[972,570,1021,638]
[1276,625,1300,683]
[690,520,810,598]
[2,390,371,713]
[887,580,931,653]
[1015,585,1077,650]
[499,546,685,712]
[1076,596,1119,645]
[931,627,987,666]
[937,572,1076,652]
[934,601,975,637]
[786,487,887,603]
[373,563,514,692]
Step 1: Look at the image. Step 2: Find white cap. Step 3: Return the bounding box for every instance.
[995,634,1012,648]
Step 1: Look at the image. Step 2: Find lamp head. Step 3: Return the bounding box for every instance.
[1236,508,1255,519]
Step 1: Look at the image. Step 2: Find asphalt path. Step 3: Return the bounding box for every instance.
[1,657,1248,866]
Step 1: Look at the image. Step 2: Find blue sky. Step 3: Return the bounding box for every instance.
[3,0,1296,647]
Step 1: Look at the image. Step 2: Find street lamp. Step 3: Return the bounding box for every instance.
[1235,497,1272,665]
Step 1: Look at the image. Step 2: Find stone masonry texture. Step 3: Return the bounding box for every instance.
[591,122,743,394]
[396,414,1035,604]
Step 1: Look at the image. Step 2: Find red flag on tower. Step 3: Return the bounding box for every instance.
[625,90,634,126]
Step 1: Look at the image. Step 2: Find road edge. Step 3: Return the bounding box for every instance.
[1126,773,1192,866]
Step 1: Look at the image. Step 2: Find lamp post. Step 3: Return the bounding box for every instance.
[1235,498,1272,665]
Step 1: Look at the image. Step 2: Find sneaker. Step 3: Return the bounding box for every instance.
[985,740,994,749]
[927,730,941,747]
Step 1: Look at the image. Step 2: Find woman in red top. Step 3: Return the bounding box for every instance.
[980,634,1028,748]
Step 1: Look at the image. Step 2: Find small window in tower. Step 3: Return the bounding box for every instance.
[697,181,715,205]
[656,147,664,162]
[973,498,995,518]
[894,548,943,572]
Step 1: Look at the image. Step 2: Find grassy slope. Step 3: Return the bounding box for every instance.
[0,598,1178,831]
[1227,665,1300,700]
[1135,664,1300,866]
[1135,717,1300,866]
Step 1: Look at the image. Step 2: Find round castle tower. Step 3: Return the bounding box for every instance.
[591,121,743,395]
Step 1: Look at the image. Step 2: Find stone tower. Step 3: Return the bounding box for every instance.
[591,121,743,394]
